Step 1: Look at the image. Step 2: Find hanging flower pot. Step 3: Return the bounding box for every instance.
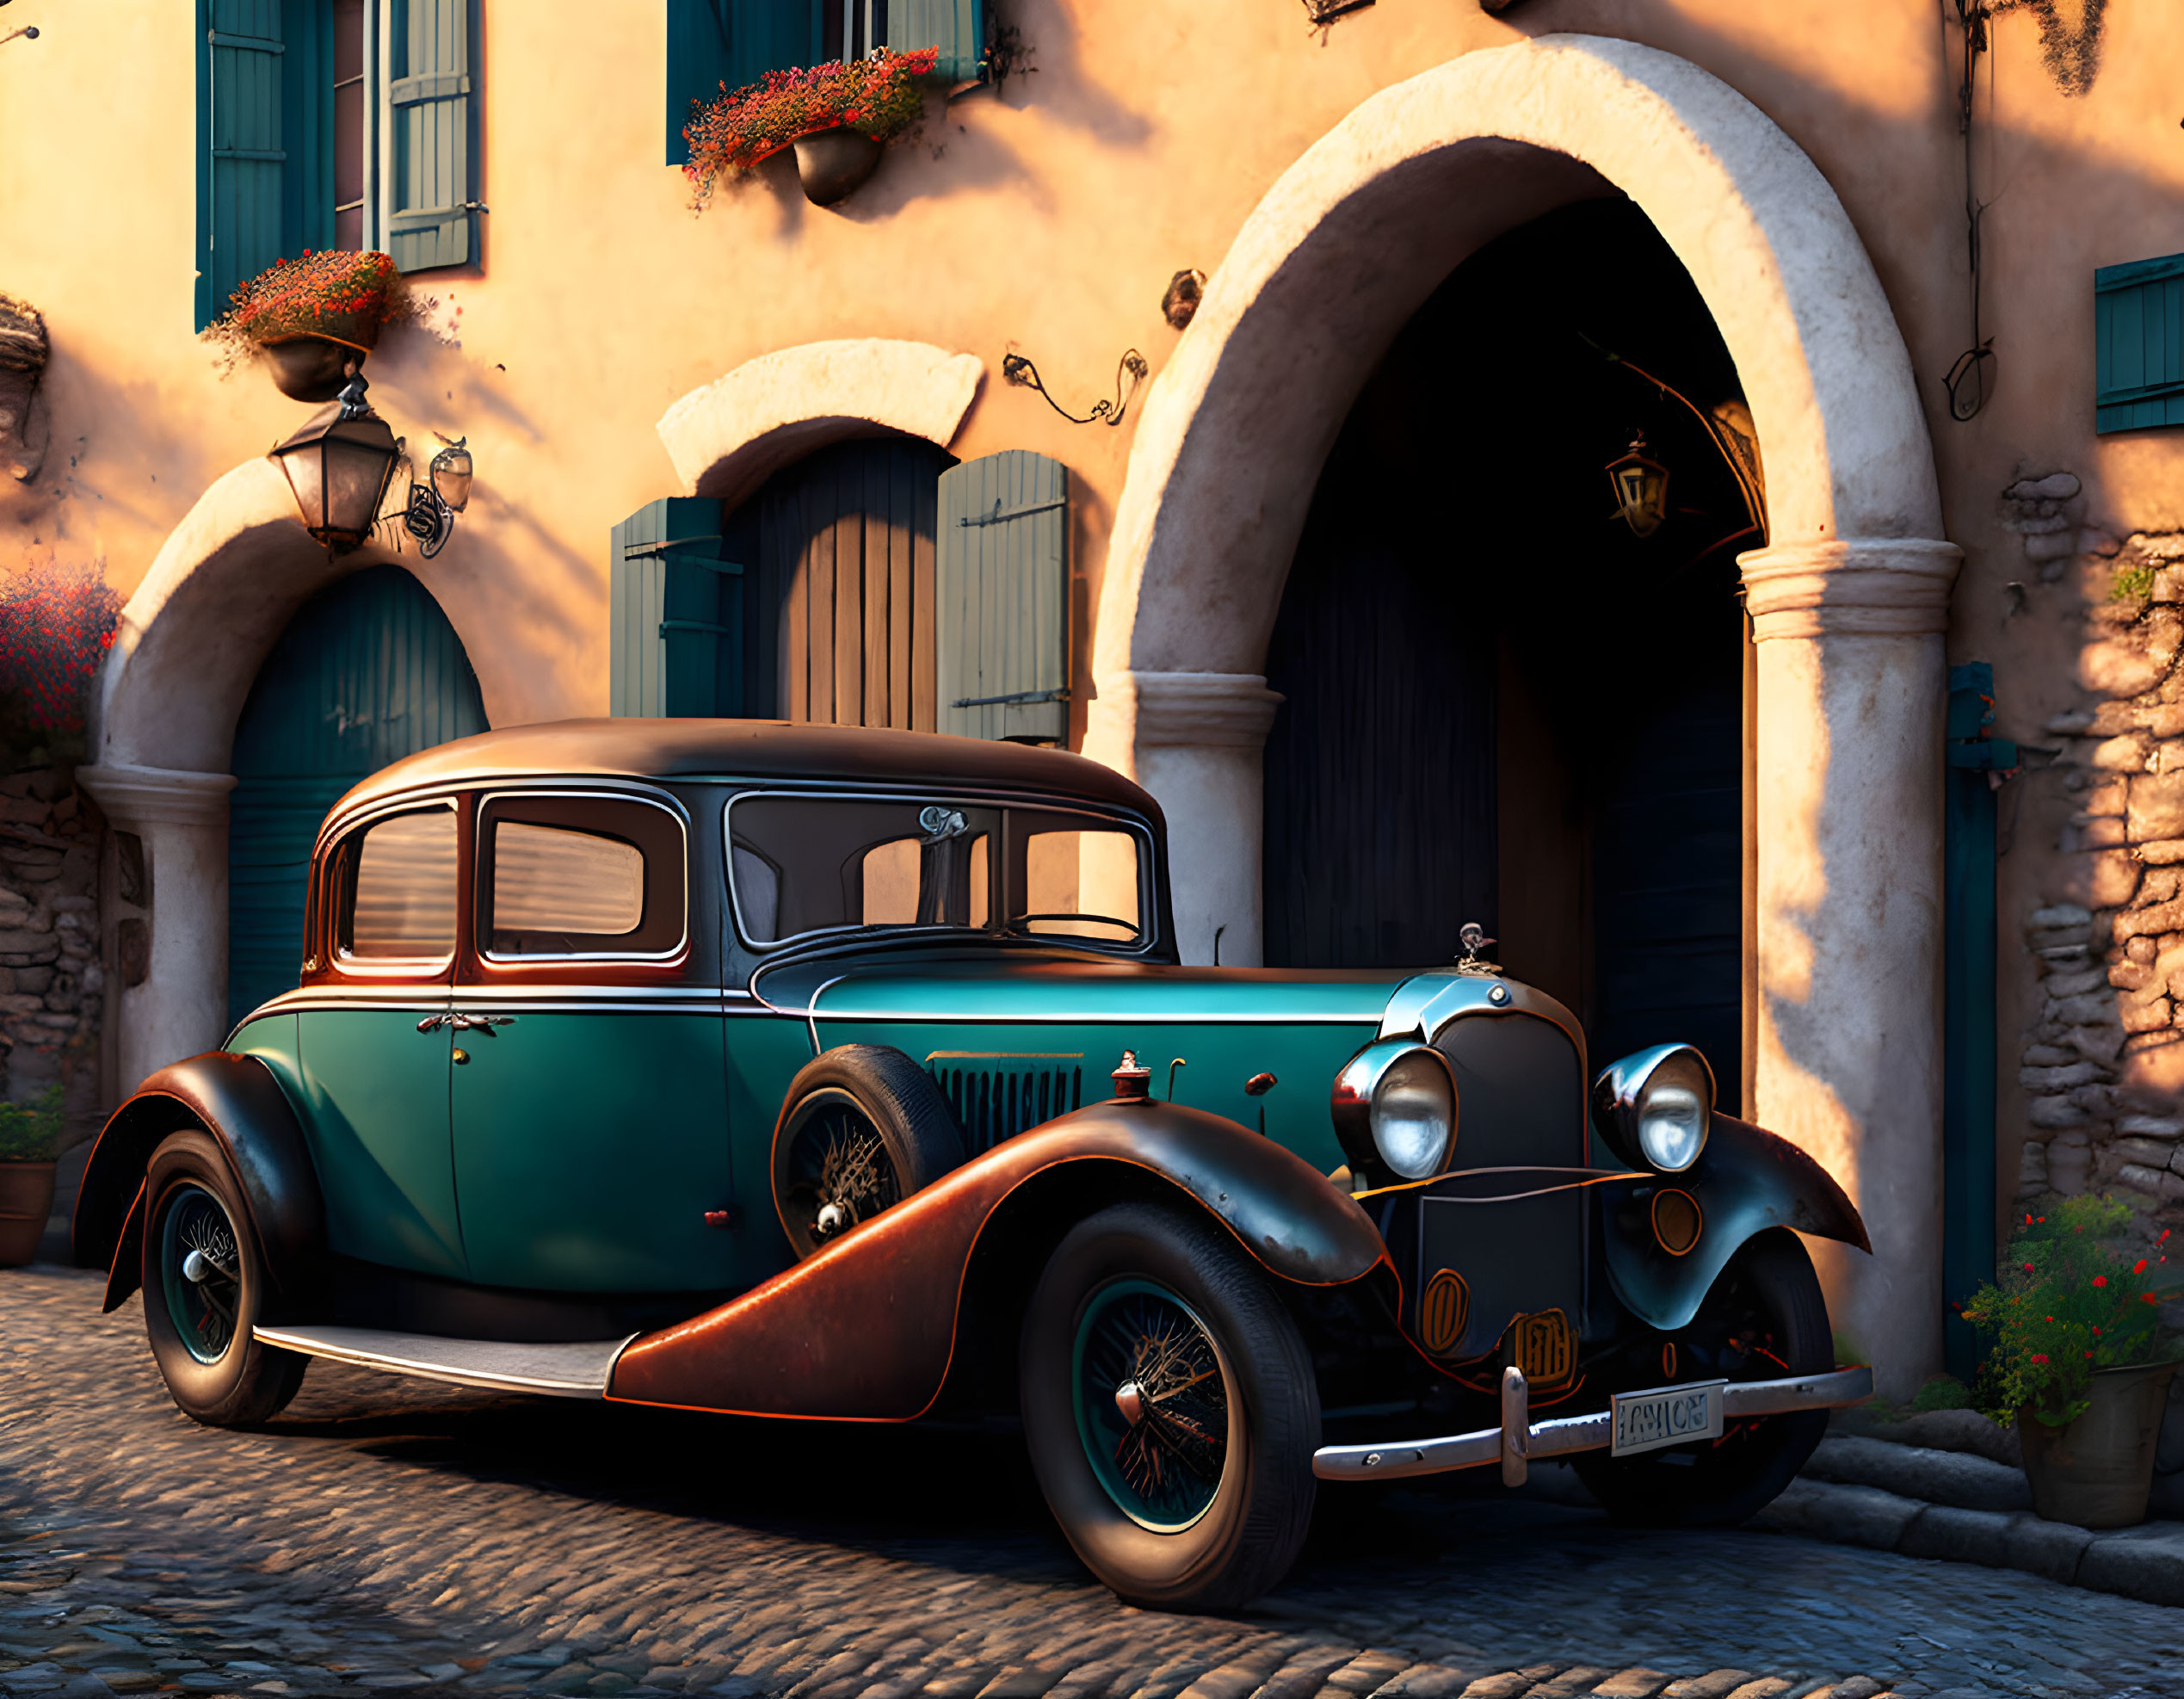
[684,47,939,212]
[201,250,413,397]
[792,127,885,207]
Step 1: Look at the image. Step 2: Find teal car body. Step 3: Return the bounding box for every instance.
[75,716,1866,1445]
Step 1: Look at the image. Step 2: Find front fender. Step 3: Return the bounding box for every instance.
[608,1098,1386,1419]
[71,1052,324,1310]
[1599,1112,1868,1333]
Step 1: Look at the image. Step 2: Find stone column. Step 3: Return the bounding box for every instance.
[76,763,238,1092]
[1083,671,1284,967]
[1739,537,1961,1402]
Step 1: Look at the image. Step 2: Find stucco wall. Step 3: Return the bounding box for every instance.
[3,1,2183,1251]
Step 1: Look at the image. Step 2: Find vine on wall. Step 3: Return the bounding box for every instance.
[1992,0,2107,97]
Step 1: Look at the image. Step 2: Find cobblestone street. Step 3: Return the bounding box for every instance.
[4,1267,2183,1699]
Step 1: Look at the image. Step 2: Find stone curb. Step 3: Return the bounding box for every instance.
[1758,1477,2184,1606]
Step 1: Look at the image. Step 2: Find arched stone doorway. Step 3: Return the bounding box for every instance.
[1086,34,1959,1396]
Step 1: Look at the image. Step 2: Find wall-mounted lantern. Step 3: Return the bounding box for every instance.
[1606,433,1670,538]
[403,434,472,557]
[268,374,404,555]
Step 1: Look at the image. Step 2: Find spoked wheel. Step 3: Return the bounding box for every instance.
[1573,1227,1831,1527]
[141,1129,306,1426]
[1021,1202,1318,1609]
[770,1046,966,1258]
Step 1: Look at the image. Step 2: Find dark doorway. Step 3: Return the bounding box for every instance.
[1262,197,1758,1103]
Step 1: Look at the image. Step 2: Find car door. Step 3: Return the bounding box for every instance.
[448,787,737,1294]
[293,800,464,1278]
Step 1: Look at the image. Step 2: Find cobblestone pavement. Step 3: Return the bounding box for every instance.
[5,1268,2183,1699]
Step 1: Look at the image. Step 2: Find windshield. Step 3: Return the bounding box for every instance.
[726,793,1149,951]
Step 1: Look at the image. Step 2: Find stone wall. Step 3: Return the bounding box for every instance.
[0,766,103,1141]
[2012,502,2184,1250]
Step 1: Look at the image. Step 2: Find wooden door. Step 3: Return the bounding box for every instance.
[226,564,487,1025]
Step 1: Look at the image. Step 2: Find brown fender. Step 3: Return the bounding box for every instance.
[72,1052,324,1311]
[608,1097,1387,1419]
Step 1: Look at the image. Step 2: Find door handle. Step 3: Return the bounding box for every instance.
[416,1015,450,1034]
[452,1013,515,1032]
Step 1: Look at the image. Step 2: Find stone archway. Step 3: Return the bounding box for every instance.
[81,459,490,1097]
[1086,33,1958,1396]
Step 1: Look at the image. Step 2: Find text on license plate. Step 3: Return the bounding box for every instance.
[1610,1379,1727,1457]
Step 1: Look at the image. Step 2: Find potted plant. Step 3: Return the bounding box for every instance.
[201,250,412,402]
[685,46,939,208]
[1963,1194,2182,1528]
[0,1085,66,1267]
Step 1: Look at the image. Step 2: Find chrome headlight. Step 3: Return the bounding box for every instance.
[1592,1044,1715,1174]
[1332,1039,1458,1183]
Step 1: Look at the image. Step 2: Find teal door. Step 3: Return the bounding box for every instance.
[227,565,489,1026]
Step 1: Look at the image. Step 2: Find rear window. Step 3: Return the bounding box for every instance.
[727,794,1148,952]
[337,806,458,961]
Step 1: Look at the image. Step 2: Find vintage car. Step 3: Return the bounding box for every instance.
[74,720,1872,1607]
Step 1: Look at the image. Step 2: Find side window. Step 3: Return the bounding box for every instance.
[479,794,687,959]
[859,832,990,927]
[338,807,458,961]
[1019,826,1142,943]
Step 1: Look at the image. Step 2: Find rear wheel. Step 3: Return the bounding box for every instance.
[1020,1202,1319,1609]
[1573,1228,1830,1526]
[141,1129,306,1426]
[770,1045,966,1258]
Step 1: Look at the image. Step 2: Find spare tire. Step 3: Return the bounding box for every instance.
[770,1044,967,1257]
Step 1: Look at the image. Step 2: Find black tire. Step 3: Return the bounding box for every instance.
[1020,1201,1319,1609]
[140,1129,307,1426]
[770,1045,966,1258]
[1573,1228,1831,1527]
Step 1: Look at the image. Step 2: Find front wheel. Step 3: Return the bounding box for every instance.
[141,1129,307,1426]
[1573,1228,1831,1527]
[1020,1202,1319,1609]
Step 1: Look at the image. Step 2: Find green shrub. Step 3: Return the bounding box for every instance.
[0,1084,64,1162]
[1910,1375,1975,1412]
[1961,1194,2179,1427]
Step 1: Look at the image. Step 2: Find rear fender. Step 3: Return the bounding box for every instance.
[72,1052,324,1310]
[1599,1112,1869,1333]
[608,1098,1387,1419]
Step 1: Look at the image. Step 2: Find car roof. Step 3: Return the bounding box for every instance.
[328,718,1163,828]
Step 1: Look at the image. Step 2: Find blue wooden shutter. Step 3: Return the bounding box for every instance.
[2096,253,2184,434]
[884,0,984,87]
[665,0,823,166]
[387,0,477,271]
[936,451,1068,743]
[199,0,288,330]
[611,497,748,717]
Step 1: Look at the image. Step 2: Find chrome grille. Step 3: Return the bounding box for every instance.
[1432,1010,1588,1169]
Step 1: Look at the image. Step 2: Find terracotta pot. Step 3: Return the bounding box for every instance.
[262,337,359,404]
[793,127,884,207]
[2019,1359,2181,1529]
[0,1159,56,1268]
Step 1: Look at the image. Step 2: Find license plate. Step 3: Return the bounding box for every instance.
[1610,1379,1727,1457]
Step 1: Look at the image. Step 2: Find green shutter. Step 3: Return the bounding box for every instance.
[387,0,476,271]
[666,0,824,166]
[2096,253,2184,434]
[611,497,748,718]
[936,451,1068,744]
[885,0,984,86]
[199,0,288,330]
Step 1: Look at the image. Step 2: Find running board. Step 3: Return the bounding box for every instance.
[253,1325,635,1399]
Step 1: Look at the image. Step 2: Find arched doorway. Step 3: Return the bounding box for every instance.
[226,565,487,1023]
[1262,198,1755,1109]
[1088,35,1959,1396]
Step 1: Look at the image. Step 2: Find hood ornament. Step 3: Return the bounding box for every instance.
[1455,921,1502,978]
[1112,1051,1152,1103]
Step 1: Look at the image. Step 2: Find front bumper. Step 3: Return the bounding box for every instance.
[1312,1364,1873,1482]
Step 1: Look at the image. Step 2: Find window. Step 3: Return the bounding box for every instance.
[2096,253,2184,434]
[727,794,1144,950]
[478,794,687,959]
[197,0,480,329]
[338,807,457,960]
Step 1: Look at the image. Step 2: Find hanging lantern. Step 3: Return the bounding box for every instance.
[268,375,403,554]
[1606,432,1670,538]
[429,436,472,512]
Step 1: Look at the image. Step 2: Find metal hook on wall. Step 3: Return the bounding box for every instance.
[1002,348,1149,428]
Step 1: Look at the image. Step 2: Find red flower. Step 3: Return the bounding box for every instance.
[2094,1276,2108,1287]
[2086,1350,2096,1359]
[2031,1354,2050,1363]
[2092,1325,2103,1336]
[2135,1259,2150,1274]
[2023,1263,2036,1273]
